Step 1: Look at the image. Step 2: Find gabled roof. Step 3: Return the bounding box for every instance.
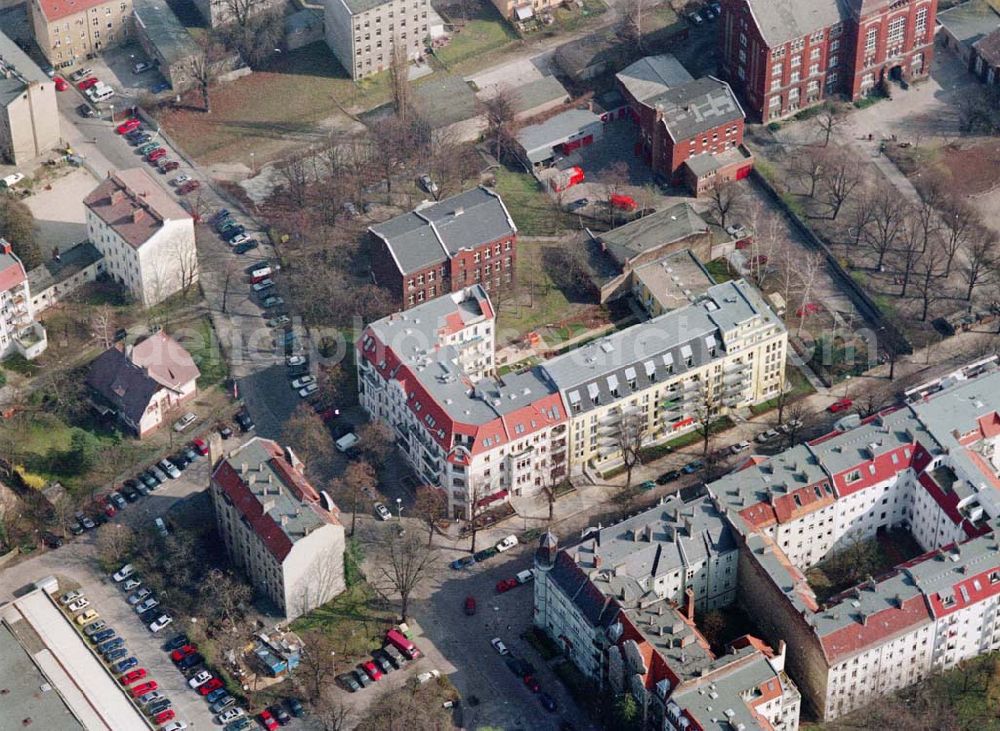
[84,170,192,249]
[86,347,161,425]
[129,331,200,393]
[550,549,621,627]
[743,0,847,47]
[369,187,516,275]
[616,54,694,105]
[600,202,708,266]
[211,437,341,563]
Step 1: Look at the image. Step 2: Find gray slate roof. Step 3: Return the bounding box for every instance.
[616,54,693,104]
[745,0,846,46]
[86,347,160,425]
[644,76,743,143]
[511,75,570,115]
[938,0,1000,47]
[412,75,479,129]
[27,241,103,294]
[549,548,622,627]
[540,280,780,416]
[0,30,51,106]
[516,108,603,163]
[370,187,516,275]
[133,0,200,67]
[600,202,708,266]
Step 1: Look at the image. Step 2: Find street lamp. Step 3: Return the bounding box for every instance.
[109,103,115,123]
[395,497,403,520]
[843,375,852,398]
[250,151,255,175]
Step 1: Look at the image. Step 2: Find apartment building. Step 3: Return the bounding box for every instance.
[541,279,787,474]
[84,169,197,308]
[324,0,428,79]
[718,0,937,122]
[369,187,518,310]
[536,359,1000,725]
[30,0,133,67]
[0,32,60,165]
[616,54,752,195]
[210,437,346,619]
[533,518,802,731]
[357,286,567,519]
[0,239,46,360]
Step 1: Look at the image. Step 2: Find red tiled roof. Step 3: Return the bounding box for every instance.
[772,481,835,524]
[831,445,916,498]
[977,412,1000,440]
[0,243,26,293]
[84,170,191,249]
[925,566,1000,618]
[739,502,777,530]
[820,594,931,664]
[36,0,108,21]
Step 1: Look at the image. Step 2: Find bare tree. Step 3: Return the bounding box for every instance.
[707,181,744,229]
[376,531,438,622]
[782,401,808,446]
[223,0,254,26]
[275,153,311,209]
[616,0,645,50]
[912,242,946,321]
[796,251,825,338]
[389,41,412,123]
[815,105,846,147]
[188,52,217,113]
[413,485,446,547]
[92,305,115,350]
[311,696,353,731]
[865,189,905,270]
[199,568,252,628]
[220,259,238,314]
[173,239,199,298]
[895,213,925,298]
[482,87,518,162]
[962,228,996,301]
[282,404,335,478]
[94,523,133,565]
[847,186,876,252]
[690,379,721,458]
[939,198,980,277]
[603,160,631,226]
[820,157,862,220]
[614,409,646,490]
[791,147,827,198]
[297,629,340,700]
[328,460,376,536]
[467,483,490,554]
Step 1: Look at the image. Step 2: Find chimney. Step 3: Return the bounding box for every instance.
[281,514,289,526]
[131,207,145,224]
[683,517,693,536]
[453,207,464,216]
[241,463,248,475]
[594,555,602,568]
[685,587,695,621]
[110,189,125,205]
[645,523,654,542]
[0,239,10,255]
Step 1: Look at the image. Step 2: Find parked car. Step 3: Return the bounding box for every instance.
[170,174,191,186]
[233,240,259,254]
[188,671,213,689]
[373,502,392,521]
[638,480,656,492]
[516,569,535,584]
[229,233,251,247]
[77,512,96,530]
[120,484,139,502]
[360,661,382,682]
[133,60,153,73]
[210,695,237,713]
[77,77,98,90]
[150,614,173,633]
[566,198,588,212]
[352,668,372,688]
[298,383,318,398]
[251,277,273,291]
[261,296,284,308]
[112,656,138,673]
[41,531,64,548]
[177,180,201,195]
[121,578,141,591]
[491,638,509,655]
[120,668,147,685]
[131,681,158,697]
[756,429,780,443]
[682,460,704,474]
[137,143,159,155]
[235,410,254,432]
[51,74,66,90]
[218,708,245,724]
[177,652,204,670]
[60,590,83,605]
[161,721,188,731]
[381,645,406,669]
[135,597,159,614]
[524,674,541,693]
[158,160,180,173]
[68,598,91,612]
[76,103,95,117]
[778,419,803,435]
[338,673,361,692]
[154,709,176,725]
[495,534,518,552]
[147,148,167,162]
[116,118,141,134]
[191,438,209,456]
[267,315,290,328]
[730,440,751,454]
[83,620,107,636]
[103,647,129,663]
[539,691,558,712]
[128,588,151,605]
[687,10,703,24]
[70,67,93,81]
[198,677,224,696]
[496,578,518,593]
[371,651,393,675]
[464,596,476,615]
[139,471,159,489]
[158,458,181,479]
[656,470,681,484]
[828,398,854,413]
[76,609,99,625]
[418,174,439,195]
[171,644,198,663]
[450,555,476,570]
[259,710,279,731]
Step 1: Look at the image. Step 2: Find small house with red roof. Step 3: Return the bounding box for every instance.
[210,437,345,619]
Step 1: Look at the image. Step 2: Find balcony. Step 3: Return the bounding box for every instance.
[551,438,567,453]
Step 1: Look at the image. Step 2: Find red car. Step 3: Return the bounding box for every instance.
[130,681,158,697]
[77,77,98,90]
[147,148,167,162]
[524,674,541,693]
[104,502,117,517]
[116,118,141,134]
[828,398,854,413]
[119,668,147,685]
[797,302,820,317]
[750,255,769,266]
[158,160,179,172]
[170,644,197,663]
[496,578,518,593]
[54,76,68,91]
[177,180,201,195]
[361,660,382,681]
[259,710,279,731]
[191,438,209,456]
[464,596,476,616]
[198,677,224,695]
[153,709,175,725]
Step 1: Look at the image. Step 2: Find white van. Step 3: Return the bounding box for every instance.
[335,432,359,452]
[1,173,24,188]
[88,84,115,102]
[154,517,168,537]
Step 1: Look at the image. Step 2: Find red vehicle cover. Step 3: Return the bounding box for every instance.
[610,193,637,211]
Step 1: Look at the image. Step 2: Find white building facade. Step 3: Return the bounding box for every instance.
[324,0,429,79]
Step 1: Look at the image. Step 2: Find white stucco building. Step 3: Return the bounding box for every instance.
[84,169,197,308]
[210,437,347,620]
[324,0,429,79]
[0,238,46,359]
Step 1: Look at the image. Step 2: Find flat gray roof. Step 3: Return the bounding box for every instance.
[0,29,51,106]
[631,249,715,312]
[512,75,569,115]
[413,75,479,129]
[516,108,603,162]
[743,0,846,47]
[28,241,103,294]
[600,202,709,266]
[644,76,743,143]
[938,0,1000,46]
[133,0,200,67]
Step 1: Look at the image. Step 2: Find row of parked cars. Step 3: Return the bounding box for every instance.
[338,629,422,692]
[117,119,199,191]
[489,638,559,713]
[165,635,303,730]
[450,534,520,570]
[212,208,260,255]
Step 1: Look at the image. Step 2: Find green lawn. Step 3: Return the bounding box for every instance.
[435,5,519,68]
[176,318,229,389]
[495,169,576,236]
[496,240,574,340]
[704,258,735,283]
[291,581,396,660]
[552,0,608,31]
[158,42,392,165]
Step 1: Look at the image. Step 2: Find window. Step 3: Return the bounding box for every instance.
[830,38,840,52]
[887,15,905,47]
[865,25,878,54]
[916,6,928,36]
[846,469,862,484]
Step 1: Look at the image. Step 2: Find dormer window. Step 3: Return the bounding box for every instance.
[845,470,861,484]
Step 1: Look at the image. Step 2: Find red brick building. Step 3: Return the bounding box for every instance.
[369,187,518,309]
[719,0,937,122]
[616,55,753,195]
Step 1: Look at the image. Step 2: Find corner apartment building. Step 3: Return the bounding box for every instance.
[616,55,752,195]
[542,279,787,475]
[84,169,197,308]
[369,187,518,310]
[0,239,46,360]
[210,437,347,619]
[0,33,60,165]
[324,0,428,79]
[719,0,937,122]
[358,286,567,519]
[533,512,802,731]
[30,0,133,67]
